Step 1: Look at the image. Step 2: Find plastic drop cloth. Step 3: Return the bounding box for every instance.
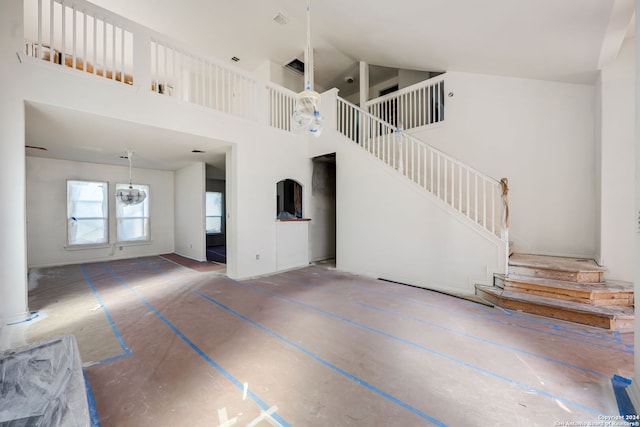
[0,335,90,427]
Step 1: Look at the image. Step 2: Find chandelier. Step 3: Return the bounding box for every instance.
[291,0,323,136]
[116,150,146,205]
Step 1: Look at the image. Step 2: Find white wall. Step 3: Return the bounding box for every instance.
[174,162,205,261]
[336,138,505,293]
[229,131,312,279]
[398,69,431,89]
[0,0,29,321]
[26,157,175,267]
[598,35,635,282]
[412,71,597,259]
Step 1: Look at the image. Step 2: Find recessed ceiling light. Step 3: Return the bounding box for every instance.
[192,149,205,153]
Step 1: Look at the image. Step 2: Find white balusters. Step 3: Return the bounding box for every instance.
[365,75,446,131]
[26,0,133,85]
[337,96,504,239]
[267,84,297,132]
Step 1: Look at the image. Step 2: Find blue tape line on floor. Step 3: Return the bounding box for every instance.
[81,264,132,358]
[225,277,605,416]
[300,269,624,343]
[98,263,291,427]
[6,311,39,326]
[84,369,102,427]
[611,375,636,418]
[137,259,448,426]
[300,271,631,354]
[359,302,608,378]
[284,276,613,377]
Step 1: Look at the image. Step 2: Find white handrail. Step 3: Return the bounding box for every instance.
[266,83,298,132]
[25,0,134,86]
[365,74,446,130]
[338,96,506,240]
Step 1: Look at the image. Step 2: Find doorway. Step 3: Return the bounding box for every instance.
[310,153,336,263]
[205,177,226,264]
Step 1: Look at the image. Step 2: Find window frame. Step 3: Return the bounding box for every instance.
[66,179,109,248]
[115,183,151,243]
[205,191,224,235]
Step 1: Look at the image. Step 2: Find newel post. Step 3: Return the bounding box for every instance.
[500,177,510,276]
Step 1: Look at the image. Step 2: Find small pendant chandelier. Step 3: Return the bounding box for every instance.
[291,0,323,137]
[116,150,146,205]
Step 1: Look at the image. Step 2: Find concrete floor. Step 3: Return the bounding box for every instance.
[7,255,634,426]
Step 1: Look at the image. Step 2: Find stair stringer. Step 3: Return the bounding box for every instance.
[334,131,507,295]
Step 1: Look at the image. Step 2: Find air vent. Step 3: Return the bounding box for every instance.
[273,12,289,25]
[284,58,304,75]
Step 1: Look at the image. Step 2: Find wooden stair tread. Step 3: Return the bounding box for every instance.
[476,285,634,318]
[509,253,605,273]
[505,275,633,293]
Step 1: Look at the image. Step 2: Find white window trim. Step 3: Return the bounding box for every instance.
[115,183,151,243]
[66,179,109,248]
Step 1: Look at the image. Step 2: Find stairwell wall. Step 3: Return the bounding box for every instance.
[410,71,597,261]
[334,137,504,293]
[597,35,635,283]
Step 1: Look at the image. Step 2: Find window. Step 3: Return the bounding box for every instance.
[206,191,223,234]
[276,179,302,219]
[116,184,150,242]
[67,180,108,246]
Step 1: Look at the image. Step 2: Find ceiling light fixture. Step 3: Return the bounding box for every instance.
[291,0,323,137]
[116,150,146,205]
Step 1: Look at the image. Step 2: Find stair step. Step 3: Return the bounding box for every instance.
[509,253,605,283]
[475,284,634,330]
[504,275,634,306]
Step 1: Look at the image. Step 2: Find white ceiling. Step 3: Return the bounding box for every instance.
[25,0,635,171]
[90,0,633,87]
[25,102,229,171]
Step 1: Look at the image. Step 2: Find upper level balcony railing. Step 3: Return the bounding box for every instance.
[22,0,297,130]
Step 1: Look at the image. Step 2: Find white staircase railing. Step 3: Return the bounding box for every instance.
[365,75,445,130]
[338,96,507,240]
[266,83,297,132]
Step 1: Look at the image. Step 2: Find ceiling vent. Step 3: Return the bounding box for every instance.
[273,12,289,25]
[284,58,304,75]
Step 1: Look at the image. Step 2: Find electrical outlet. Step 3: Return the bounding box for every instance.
[256,254,260,260]
[119,246,123,251]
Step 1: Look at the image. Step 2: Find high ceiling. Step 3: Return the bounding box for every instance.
[24,0,635,172]
[89,0,634,90]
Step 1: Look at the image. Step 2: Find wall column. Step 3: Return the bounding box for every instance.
[0,0,29,324]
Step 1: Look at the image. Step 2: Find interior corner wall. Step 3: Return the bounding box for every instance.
[412,71,597,259]
[598,36,635,282]
[595,73,603,266]
[174,162,206,261]
[336,139,504,293]
[26,157,175,268]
